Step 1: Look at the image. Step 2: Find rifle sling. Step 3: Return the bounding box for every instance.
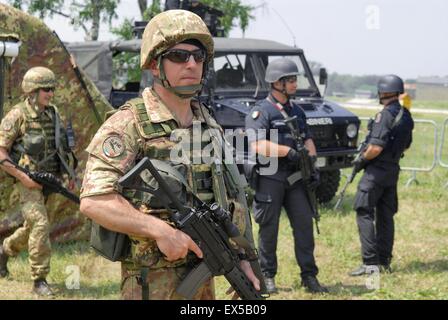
[268,97,306,184]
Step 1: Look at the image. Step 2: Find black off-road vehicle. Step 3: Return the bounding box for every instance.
[66,36,360,203]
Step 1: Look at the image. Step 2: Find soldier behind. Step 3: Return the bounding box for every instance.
[0,67,76,296]
[245,58,328,294]
[349,75,414,276]
[79,10,260,300]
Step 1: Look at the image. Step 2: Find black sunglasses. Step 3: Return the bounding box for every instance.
[282,76,297,83]
[161,49,206,63]
[41,87,55,92]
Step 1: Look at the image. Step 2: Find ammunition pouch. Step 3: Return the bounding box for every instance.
[90,222,131,262]
[22,133,45,156]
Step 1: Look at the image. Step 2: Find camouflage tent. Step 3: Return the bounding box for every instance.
[0,4,113,243]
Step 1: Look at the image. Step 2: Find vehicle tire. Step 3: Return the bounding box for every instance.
[316,169,341,204]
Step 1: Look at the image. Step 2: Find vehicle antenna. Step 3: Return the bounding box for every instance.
[271,8,297,48]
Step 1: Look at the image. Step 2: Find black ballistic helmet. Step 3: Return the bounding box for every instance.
[265,58,300,83]
[377,74,404,94]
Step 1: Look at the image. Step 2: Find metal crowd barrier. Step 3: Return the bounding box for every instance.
[438,118,448,188]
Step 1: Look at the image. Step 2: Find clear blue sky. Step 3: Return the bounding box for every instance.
[2,0,447,79]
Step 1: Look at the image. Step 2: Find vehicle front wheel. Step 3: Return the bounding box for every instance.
[316,169,341,204]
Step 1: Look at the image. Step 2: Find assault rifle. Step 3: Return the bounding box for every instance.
[333,119,373,210]
[118,157,265,300]
[0,158,79,204]
[282,116,320,234]
[333,141,368,210]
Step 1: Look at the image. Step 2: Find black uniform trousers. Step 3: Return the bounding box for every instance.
[253,175,318,279]
[354,166,398,265]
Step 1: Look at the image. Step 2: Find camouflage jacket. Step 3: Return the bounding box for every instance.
[0,99,64,173]
[81,88,252,269]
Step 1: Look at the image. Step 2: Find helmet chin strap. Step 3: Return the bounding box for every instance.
[271,79,293,101]
[28,92,38,107]
[379,92,399,105]
[155,55,204,99]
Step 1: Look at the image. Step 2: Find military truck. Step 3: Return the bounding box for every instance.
[66,37,360,203]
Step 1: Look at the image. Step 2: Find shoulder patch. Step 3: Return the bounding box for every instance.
[375,113,382,123]
[102,136,125,158]
[1,120,13,131]
[251,110,260,119]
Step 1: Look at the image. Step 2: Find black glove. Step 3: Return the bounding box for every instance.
[352,154,368,173]
[286,148,300,163]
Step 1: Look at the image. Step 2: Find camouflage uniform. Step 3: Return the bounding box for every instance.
[81,88,246,299]
[1,4,114,244]
[81,10,255,300]
[0,67,68,281]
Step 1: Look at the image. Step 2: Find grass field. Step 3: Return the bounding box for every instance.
[1,105,447,300]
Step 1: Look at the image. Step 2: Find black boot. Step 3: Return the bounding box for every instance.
[348,264,380,277]
[0,245,9,278]
[263,277,278,294]
[33,279,54,296]
[301,276,328,294]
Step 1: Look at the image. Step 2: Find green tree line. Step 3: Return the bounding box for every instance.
[8,0,256,41]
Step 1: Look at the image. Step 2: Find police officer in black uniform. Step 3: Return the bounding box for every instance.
[245,58,327,294]
[349,74,414,276]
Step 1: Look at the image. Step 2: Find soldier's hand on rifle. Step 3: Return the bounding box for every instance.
[156,225,203,262]
[286,148,300,162]
[352,154,368,174]
[240,260,261,291]
[21,175,42,190]
[226,260,261,299]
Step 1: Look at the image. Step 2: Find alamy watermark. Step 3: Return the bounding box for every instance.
[365,5,381,30]
[167,122,282,175]
[65,265,80,290]
[365,265,381,290]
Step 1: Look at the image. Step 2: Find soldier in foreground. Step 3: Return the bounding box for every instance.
[0,67,76,296]
[245,58,328,294]
[79,10,260,300]
[349,75,414,276]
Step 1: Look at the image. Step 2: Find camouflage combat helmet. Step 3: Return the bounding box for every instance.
[140,9,214,69]
[22,66,56,94]
[140,9,214,98]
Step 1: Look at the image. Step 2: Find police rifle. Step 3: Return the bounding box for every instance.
[282,116,320,234]
[333,119,373,210]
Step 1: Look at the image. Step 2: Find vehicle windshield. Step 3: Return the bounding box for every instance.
[213,53,319,96]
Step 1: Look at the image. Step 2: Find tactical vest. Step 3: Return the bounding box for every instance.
[120,98,216,207]
[373,105,407,165]
[10,102,60,173]
[116,97,247,269]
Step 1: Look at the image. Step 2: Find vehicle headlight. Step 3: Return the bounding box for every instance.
[346,123,358,138]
